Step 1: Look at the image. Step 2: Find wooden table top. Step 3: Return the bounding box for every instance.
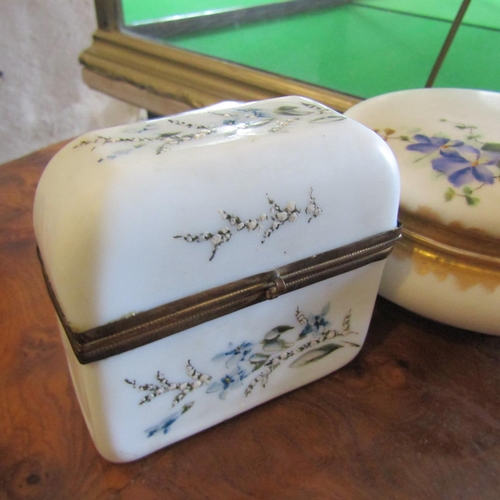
[1,142,500,500]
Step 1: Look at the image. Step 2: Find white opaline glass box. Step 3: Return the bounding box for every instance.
[34,96,400,462]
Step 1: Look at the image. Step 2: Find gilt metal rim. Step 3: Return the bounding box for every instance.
[39,225,401,364]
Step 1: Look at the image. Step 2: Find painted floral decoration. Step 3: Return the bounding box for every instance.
[174,188,322,260]
[376,120,500,205]
[73,101,345,162]
[126,303,359,437]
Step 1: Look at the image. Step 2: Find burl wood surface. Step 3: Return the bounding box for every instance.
[1,143,500,500]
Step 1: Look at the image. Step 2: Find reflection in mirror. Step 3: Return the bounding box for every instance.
[121,0,352,37]
[120,0,500,100]
[122,0,295,26]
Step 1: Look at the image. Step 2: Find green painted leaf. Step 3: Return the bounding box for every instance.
[261,336,294,353]
[263,325,294,341]
[462,186,473,196]
[274,105,312,116]
[466,196,480,206]
[245,118,274,128]
[444,188,456,201]
[159,132,181,138]
[342,341,361,348]
[321,303,331,316]
[290,344,343,368]
[249,353,269,372]
[482,143,500,152]
[309,115,345,123]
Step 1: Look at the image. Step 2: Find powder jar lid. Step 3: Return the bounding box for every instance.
[346,88,500,335]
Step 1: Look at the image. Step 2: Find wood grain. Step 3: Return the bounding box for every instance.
[1,143,500,500]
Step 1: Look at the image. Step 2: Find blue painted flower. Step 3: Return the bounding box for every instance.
[406,134,463,154]
[145,401,194,438]
[213,341,254,368]
[432,145,500,187]
[238,107,268,118]
[206,366,247,399]
[299,303,331,338]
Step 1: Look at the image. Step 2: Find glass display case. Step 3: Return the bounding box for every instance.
[81,0,500,113]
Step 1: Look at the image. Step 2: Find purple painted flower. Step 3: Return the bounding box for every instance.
[406,134,463,154]
[432,145,500,187]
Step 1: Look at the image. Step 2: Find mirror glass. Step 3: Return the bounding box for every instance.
[122,0,292,25]
[121,0,500,100]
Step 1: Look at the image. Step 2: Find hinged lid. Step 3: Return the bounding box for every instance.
[34,96,400,362]
[39,226,401,363]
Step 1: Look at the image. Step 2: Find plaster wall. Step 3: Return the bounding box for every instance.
[0,0,145,164]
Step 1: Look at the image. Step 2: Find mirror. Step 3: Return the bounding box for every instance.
[82,0,500,114]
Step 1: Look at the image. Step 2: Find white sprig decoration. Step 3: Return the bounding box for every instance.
[174,227,232,261]
[304,188,322,222]
[125,360,212,407]
[262,197,300,240]
[174,188,322,260]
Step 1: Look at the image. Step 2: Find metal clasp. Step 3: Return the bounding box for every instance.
[265,273,287,300]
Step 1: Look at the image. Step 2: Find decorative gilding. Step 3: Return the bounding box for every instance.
[392,229,500,292]
[393,203,500,291]
[399,206,500,259]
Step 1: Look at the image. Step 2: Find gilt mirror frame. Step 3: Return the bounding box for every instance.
[80,0,363,114]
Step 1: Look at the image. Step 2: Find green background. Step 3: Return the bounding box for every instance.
[122,0,500,98]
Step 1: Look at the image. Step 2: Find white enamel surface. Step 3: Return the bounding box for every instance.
[33,96,400,461]
[346,89,500,335]
[62,262,385,463]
